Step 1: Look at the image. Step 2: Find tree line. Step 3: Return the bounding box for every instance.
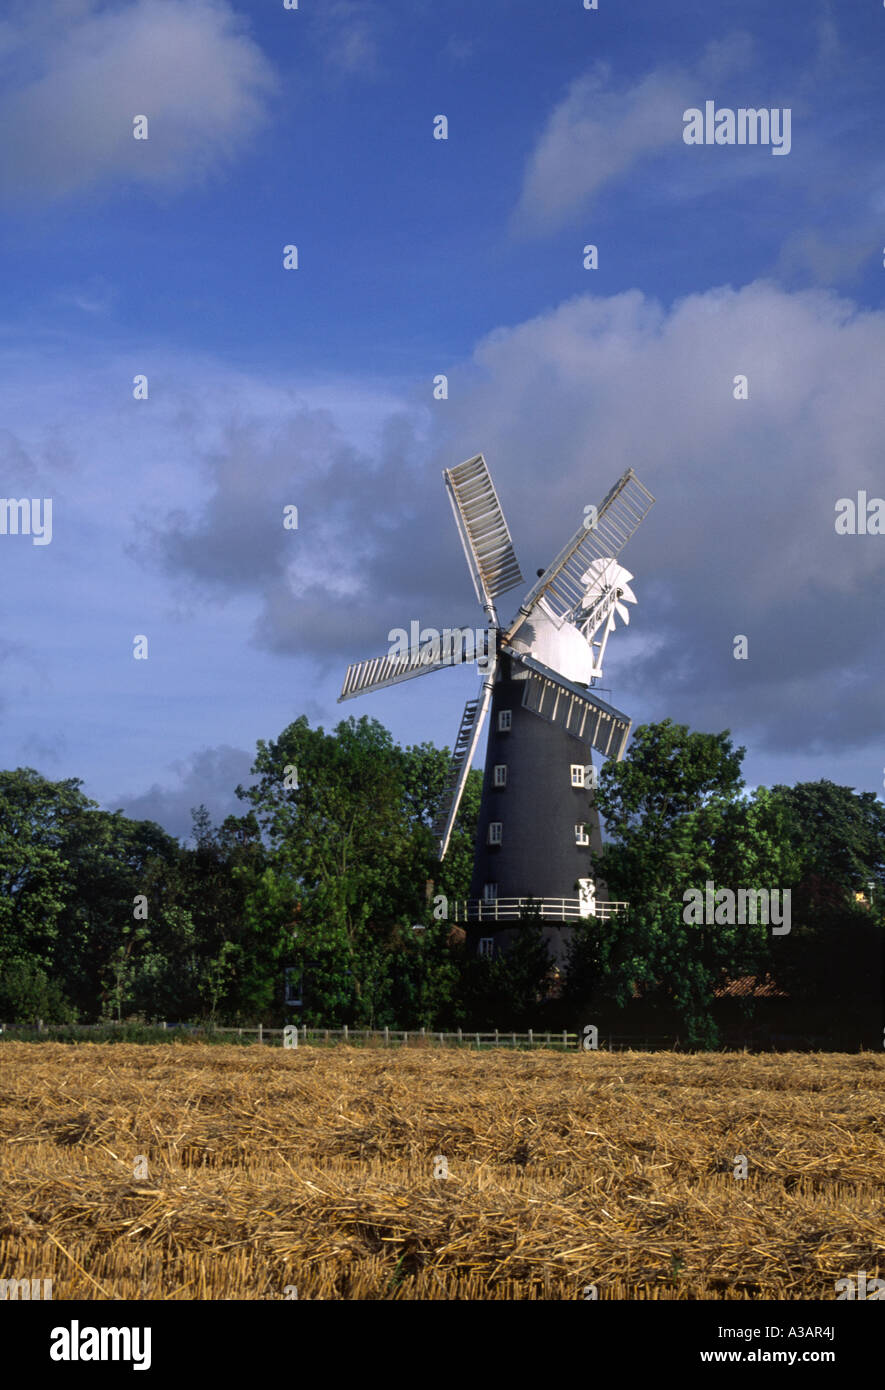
[0,715,882,1046]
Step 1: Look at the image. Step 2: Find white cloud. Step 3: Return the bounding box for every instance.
[0,0,277,202]
[513,64,686,235]
[436,280,885,759]
[512,33,758,235]
[310,0,382,79]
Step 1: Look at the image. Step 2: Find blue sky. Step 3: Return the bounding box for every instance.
[2,0,884,838]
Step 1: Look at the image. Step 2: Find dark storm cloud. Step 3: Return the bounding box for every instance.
[111,744,256,843]
[145,404,484,665]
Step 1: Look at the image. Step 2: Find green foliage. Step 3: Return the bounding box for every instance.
[0,960,76,1025]
[459,919,553,1029]
[586,722,805,1046]
[0,722,484,1029]
[384,919,463,1030]
[433,768,482,903]
[561,915,609,1007]
[573,722,885,1047]
[0,769,94,973]
[761,781,885,1043]
[239,715,427,937]
[768,780,885,897]
[235,715,482,1027]
[592,719,746,902]
[1,719,880,1044]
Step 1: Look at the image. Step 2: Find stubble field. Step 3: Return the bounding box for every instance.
[1,1042,882,1300]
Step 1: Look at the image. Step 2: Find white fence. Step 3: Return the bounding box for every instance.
[213,1025,580,1049]
[0,1021,842,1050]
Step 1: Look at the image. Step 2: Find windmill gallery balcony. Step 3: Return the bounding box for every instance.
[454,897,628,923]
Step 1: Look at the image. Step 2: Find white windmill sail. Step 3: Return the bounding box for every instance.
[505,468,654,642]
[444,453,523,623]
[431,664,496,860]
[340,624,485,701]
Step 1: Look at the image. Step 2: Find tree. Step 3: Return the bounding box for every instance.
[0,769,180,1020]
[238,716,442,1022]
[169,808,266,1020]
[460,917,553,1029]
[591,719,745,902]
[763,782,885,1041]
[561,914,609,1009]
[0,961,76,1025]
[0,770,89,975]
[400,741,481,904]
[0,723,484,1027]
[383,919,463,1030]
[583,721,794,1046]
[767,781,885,900]
[61,811,181,1018]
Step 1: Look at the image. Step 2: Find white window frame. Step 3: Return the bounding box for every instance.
[487,821,503,845]
[493,764,507,788]
[497,709,512,732]
[575,823,590,846]
[570,764,585,787]
[483,882,498,902]
[478,937,494,958]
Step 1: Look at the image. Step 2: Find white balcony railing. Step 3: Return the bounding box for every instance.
[454,898,628,923]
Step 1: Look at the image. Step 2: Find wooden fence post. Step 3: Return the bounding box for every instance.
[528,1028,533,1045]
[258,1023,263,1045]
[343,1024,348,1043]
[457,1027,462,1044]
[384,1026,389,1046]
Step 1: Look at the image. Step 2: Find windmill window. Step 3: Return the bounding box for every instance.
[487,821,503,845]
[478,937,494,958]
[483,882,498,902]
[570,764,585,787]
[493,764,507,787]
[575,824,590,846]
[497,710,512,732]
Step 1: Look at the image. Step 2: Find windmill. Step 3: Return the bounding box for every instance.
[339,454,654,955]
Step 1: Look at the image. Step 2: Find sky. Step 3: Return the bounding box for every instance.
[1,0,884,841]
